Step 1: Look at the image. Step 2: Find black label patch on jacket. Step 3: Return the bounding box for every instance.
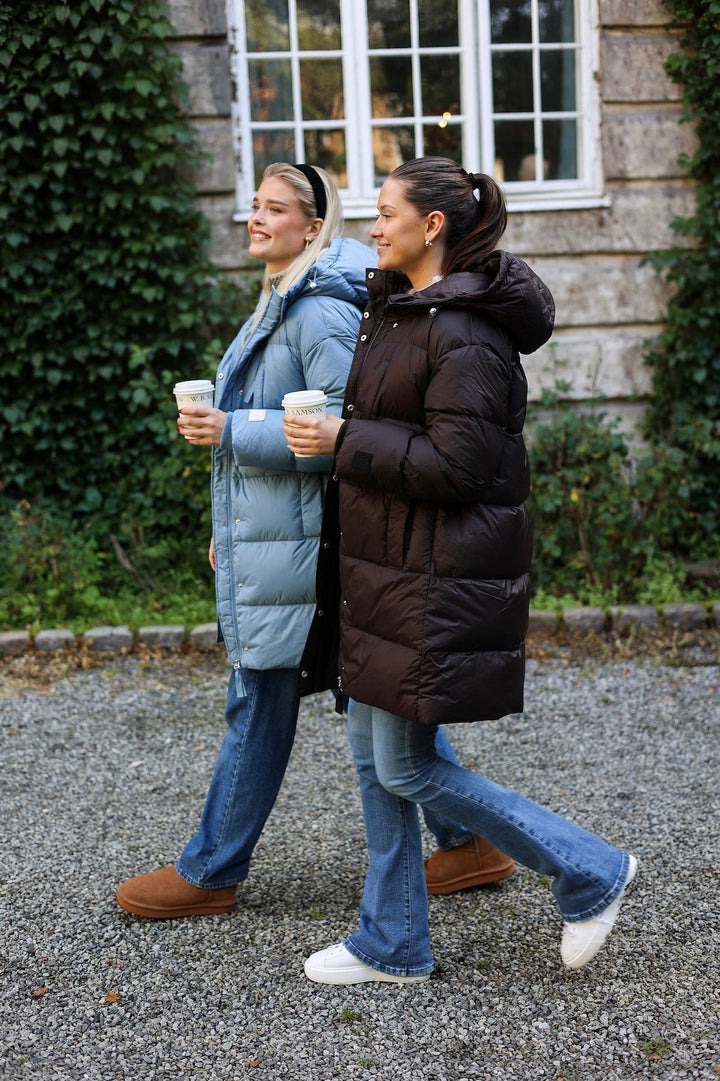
[353,450,373,474]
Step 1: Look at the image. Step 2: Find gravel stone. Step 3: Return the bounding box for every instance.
[0,650,718,1080]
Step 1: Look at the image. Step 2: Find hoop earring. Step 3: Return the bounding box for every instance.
[425,240,432,248]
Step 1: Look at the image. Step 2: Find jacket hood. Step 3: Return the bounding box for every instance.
[369,250,554,355]
[285,236,376,309]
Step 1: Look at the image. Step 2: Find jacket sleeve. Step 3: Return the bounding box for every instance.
[222,295,360,473]
[334,336,512,503]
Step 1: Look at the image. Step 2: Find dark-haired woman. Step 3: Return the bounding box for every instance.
[284,157,637,984]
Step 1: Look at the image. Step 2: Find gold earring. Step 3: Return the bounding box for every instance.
[305,237,313,249]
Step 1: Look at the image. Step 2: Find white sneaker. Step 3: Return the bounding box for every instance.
[561,854,638,970]
[304,943,431,985]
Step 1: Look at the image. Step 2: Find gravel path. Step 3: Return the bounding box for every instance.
[0,650,718,1080]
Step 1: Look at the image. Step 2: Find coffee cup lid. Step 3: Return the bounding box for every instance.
[281,390,328,408]
[174,379,215,393]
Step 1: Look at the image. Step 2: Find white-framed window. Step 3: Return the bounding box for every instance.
[226,0,603,220]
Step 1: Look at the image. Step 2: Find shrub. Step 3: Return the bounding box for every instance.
[527,390,707,605]
[642,1,720,543]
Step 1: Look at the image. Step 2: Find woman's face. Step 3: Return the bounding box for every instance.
[370,177,431,280]
[247,177,318,274]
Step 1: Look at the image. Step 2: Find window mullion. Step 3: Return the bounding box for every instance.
[408,0,423,157]
[288,0,304,162]
[459,0,480,169]
[531,0,543,183]
[476,0,494,176]
[227,0,252,217]
[343,0,372,201]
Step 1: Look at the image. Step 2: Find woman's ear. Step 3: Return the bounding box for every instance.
[306,218,322,242]
[425,211,445,247]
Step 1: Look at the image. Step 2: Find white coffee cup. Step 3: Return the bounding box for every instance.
[174,379,215,410]
[282,389,328,457]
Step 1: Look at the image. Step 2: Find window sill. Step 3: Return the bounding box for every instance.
[231,190,611,224]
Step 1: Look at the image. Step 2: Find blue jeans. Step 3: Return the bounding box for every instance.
[344,699,632,979]
[176,669,471,889]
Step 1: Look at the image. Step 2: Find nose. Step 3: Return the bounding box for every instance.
[369,216,382,239]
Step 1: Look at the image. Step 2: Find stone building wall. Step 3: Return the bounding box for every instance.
[166,0,697,431]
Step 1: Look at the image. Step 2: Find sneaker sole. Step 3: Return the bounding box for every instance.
[304,963,431,986]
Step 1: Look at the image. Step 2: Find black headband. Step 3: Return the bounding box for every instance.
[291,163,327,220]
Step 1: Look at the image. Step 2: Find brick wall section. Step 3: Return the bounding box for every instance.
[166,0,697,430]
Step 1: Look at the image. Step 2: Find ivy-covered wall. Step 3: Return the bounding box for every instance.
[0,0,241,542]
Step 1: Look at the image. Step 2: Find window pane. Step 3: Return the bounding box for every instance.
[421,55,460,116]
[490,0,531,44]
[304,129,347,186]
[493,119,535,181]
[301,59,344,121]
[297,0,341,49]
[423,121,463,161]
[244,0,289,52]
[539,0,575,43]
[540,49,576,111]
[370,57,413,118]
[367,0,410,49]
[418,0,459,48]
[253,130,296,187]
[492,51,533,113]
[543,118,578,179]
[373,125,414,183]
[249,60,293,123]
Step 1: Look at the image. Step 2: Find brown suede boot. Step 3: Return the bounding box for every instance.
[425,836,514,895]
[116,865,237,918]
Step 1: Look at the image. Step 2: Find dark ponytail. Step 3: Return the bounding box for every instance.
[389,157,507,274]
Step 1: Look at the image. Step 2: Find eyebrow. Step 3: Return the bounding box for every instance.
[252,196,292,207]
[377,203,396,212]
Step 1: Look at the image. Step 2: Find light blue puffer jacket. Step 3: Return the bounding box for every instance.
[211,236,374,676]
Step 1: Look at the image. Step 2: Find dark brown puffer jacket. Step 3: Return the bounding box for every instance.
[298,250,555,726]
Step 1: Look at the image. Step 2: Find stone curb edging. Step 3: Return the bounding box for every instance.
[0,622,219,658]
[0,605,718,658]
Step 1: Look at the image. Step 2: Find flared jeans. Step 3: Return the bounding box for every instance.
[176,669,472,889]
[344,699,632,979]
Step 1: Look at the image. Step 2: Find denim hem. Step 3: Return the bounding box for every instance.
[440,835,474,851]
[561,851,633,922]
[174,862,246,891]
[344,936,434,979]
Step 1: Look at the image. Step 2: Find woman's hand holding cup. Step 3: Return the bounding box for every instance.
[177,405,227,446]
[283,411,344,457]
